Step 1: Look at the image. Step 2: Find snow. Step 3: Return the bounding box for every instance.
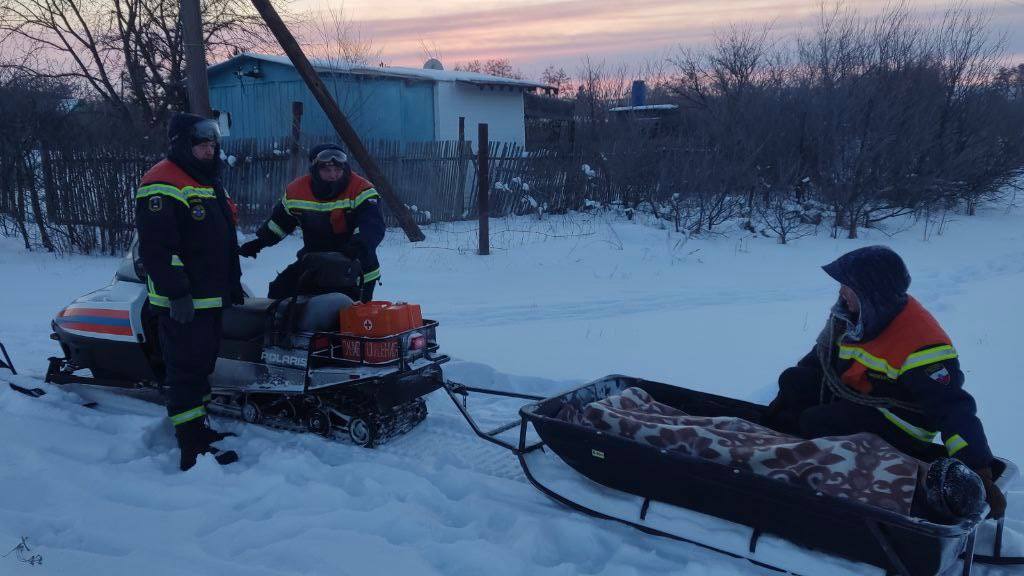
[2,205,1024,574]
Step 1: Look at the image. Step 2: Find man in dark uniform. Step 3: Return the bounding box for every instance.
[765,246,1006,517]
[238,143,385,303]
[136,112,243,471]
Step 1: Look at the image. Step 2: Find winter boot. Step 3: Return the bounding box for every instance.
[176,418,239,471]
[201,415,237,444]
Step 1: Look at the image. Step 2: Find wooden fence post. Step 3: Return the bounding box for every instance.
[457,116,467,219]
[478,123,489,256]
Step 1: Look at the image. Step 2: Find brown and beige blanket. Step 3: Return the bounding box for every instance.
[556,387,922,515]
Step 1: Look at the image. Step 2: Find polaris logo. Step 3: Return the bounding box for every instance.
[261,351,307,368]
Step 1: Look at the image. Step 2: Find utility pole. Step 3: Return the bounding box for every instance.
[180,0,212,117]
[249,0,425,242]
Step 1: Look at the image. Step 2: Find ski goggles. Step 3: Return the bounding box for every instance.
[313,148,348,166]
[190,119,221,144]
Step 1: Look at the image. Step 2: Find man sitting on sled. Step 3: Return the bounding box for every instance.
[764,245,1006,518]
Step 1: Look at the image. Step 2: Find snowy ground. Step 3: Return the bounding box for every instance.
[1,205,1023,575]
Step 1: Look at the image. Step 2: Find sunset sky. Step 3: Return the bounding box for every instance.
[307,0,1024,77]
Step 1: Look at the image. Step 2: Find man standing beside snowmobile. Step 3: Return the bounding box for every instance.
[765,246,1006,518]
[135,112,242,471]
[238,143,384,303]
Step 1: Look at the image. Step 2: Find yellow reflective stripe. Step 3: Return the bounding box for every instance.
[839,346,900,379]
[137,184,187,206]
[283,198,352,212]
[945,434,968,456]
[171,255,184,267]
[137,184,214,205]
[148,294,170,307]
[170,405,206,426]
[193,297,223,309]
[147,276,221,309]
[353,188,380,207]
[901,345,958,375]
[878,408,938,443]
[147,276,170,307]
[182,186,215,200]
[268,220,287,238]
[362,268,381,283]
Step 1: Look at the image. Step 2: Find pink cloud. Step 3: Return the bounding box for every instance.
[303,0,1024,74]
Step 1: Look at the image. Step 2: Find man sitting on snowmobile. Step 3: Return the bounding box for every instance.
[135,112,243,471]
[764,246,1007,518]
[238,143,384,303]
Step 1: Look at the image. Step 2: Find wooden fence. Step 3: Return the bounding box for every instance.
[0,138,596,253]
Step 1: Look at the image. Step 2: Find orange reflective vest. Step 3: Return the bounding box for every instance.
[838,296,957,394]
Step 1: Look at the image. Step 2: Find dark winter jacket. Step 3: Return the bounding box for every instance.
[135,115,242,309]
[253,172,385,286]
[798,246,994,470]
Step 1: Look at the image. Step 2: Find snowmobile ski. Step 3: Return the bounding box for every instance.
[8,382,45,397]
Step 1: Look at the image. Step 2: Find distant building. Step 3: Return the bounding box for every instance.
[608,80,681,137]
[207,53,554,145]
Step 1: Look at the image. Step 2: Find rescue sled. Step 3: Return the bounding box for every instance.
[446,375,1023,575]
[44,241,449,446]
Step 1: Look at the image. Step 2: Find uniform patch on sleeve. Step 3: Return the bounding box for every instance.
[148,196,163,212]
[927,364,951,385]
[190,203,206,221]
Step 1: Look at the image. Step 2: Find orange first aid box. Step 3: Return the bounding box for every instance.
[339,301,424,363]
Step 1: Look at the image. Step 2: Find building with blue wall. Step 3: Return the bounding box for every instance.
[208,54,552,146]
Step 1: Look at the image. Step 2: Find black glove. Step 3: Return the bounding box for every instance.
[238,239,264,258]
[169,296,195,324]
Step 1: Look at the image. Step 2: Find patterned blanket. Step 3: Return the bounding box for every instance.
[556,387,922,515]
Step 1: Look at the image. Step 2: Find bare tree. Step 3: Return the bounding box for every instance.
[1,0,275,128]
[454,58,523,79]
[540,65,570,94]
[305,0,380,66]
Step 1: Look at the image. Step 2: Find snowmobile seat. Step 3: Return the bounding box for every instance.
[221,297,275,341]
[294,293,353,333]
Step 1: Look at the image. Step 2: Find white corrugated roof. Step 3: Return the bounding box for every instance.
[210,53,552,91]
[608,104,679,112]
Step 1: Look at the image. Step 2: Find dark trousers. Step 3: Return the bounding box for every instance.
[268,260,376,302]
[769,366,944,462]
[158,308,222,420]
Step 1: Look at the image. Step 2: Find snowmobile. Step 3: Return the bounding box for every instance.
[44,241,449,447]
[445,375,1024,576]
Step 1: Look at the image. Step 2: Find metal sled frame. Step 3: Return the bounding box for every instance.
[444,379,1023,576]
